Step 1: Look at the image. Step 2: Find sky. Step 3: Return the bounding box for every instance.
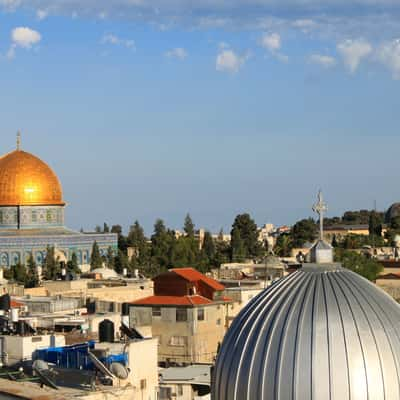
[0,0,400,235]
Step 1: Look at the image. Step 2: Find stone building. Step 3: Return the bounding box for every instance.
[128,268,230,365]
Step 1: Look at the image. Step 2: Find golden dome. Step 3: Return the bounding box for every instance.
[0,149,64,206]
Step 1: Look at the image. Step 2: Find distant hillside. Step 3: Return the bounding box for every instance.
[324,210,384,226]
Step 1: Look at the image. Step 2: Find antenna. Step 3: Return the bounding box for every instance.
[16,131,21,150]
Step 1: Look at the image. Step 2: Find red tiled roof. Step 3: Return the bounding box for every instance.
[170,268,225,291]
[11,300,24,308]
[131,295,213,306]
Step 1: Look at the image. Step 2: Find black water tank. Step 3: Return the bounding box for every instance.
[99,319,114,343]
[121,303,130,316]
[0,294,10,311]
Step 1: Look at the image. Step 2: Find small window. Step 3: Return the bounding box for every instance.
[31,210,37,223]
[46,209,53,222]
[197,308,205,321]
[169,336,187,347]
[177,384,183,396]
[152,307,161,317]
[217,318,222,326]
[176,308,187,322]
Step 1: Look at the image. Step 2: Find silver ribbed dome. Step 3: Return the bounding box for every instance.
[213,263,400,400]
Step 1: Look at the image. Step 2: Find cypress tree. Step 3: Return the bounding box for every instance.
[90,241,103,270]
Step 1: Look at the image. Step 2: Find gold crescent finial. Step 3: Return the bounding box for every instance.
[16,131,21,150]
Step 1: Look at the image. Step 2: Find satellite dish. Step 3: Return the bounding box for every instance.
[110,363,129,380]
[32,360,49,371]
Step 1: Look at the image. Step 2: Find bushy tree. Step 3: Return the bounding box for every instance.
[25,255,39,288]
[114,250,129,275]
[111,224,128,252]
[90,241,103,270]
[151,219,173,270]
[335,250,383,281]
[231,213,262,259]
[105,247,115,269]
[184,213,195,238]
[127,220,150,266]
[274,233,293,257]
[291,218,317,248]
[369,212,383,237]
[67,252,80,274]
[7,262,27,284]
[43,246,60,280]
[231,228,246,262]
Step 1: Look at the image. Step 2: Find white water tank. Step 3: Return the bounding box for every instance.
[10,308,19,323]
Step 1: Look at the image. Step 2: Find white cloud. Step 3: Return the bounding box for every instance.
[293,19,315,29]
[165,47,187,60]
[101,34,135,49]
[309,54,336,68]
[11,26,41,48]
[216,49,248,73]
[36,9,48,19]
[260,32,289,62]
[261,32,281,52]
[377,39,400,79]
[6,26,41,60]
[337,39,372,72]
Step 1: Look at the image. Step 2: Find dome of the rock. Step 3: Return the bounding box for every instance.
[0,149,64,206]
[213,263,400,400]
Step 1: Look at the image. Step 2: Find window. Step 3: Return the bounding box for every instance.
[176,308,187,322]
[197,308,205,321]
[177,385,183,396]
[46,209,52,222]
[217,318,222,326]
[159,387,172,400]
[169,336,187,347]
[31,210,37,223]
[152,307,161,317]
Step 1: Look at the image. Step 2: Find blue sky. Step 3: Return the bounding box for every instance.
[1,1,400,234]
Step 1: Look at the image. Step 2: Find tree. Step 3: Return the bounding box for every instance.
[105,247,115,269]
[128,221,146,247]
[291,218,318,248]
[215,231,230,267]
[67,252,80,274]
[335,250,383,281]
[369,212,383,237]
[7,262,26,284]
[151,219,172,270]
[202,231,216,262]
[25,255,39,288]
[331,234,339,248]
[231,228,246,262]
[114,250,129,275]
[111,224,128,252]
[274,233,293,257]
[90,241,103,270]
[231,213,262,259]
[103,223,110,233]
[184,213,195,238]
[43,246,60,280]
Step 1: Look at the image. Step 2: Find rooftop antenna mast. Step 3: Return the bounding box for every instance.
[312,190,328,241]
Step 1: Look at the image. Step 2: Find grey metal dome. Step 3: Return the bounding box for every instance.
[213,263,400,400]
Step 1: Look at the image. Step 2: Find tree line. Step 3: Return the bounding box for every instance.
[95,213,266,278]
